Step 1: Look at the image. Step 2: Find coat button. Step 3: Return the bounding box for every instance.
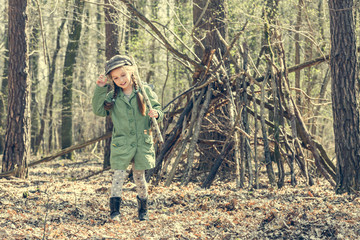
[131,143,136,147]
[129,119,134,122]
[127,106,131,110]
[130,130,135,135]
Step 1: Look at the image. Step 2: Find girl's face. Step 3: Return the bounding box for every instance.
[110,67,133,92]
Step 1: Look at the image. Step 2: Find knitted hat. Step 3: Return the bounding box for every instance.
[105,55,133,75]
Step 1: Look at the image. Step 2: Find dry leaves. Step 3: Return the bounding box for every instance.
[0,154,360,239]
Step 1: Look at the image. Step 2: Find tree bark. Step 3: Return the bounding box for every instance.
[2,0,30,178]
[260,69,276,186]
[328,0,360,194]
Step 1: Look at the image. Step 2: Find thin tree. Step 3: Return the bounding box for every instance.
[61,0,85,159]
[35,0,69,154]
[328,0,360,194]
[0,15,9,154]
[2,0,30,178]
[29,4,40,153]
[294,0,303,106]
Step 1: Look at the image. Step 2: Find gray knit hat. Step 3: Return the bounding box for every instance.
[105,55,133,75]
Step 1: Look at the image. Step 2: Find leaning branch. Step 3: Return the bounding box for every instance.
[0,132,112,178]
[29,132,112,167]
[255,54,330,83]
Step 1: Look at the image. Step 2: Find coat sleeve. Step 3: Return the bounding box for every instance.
[144,85,164,122]
[92,85,113,117]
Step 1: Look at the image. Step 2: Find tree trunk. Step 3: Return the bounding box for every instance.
[328,0,360,194]
[238,43,251,188]
[193,0,228,180]
[2,0,30,178]
[103,0,120,169]
[193,0,227,59]
[35,3,68,155]
[29,11,40,154]
[261,0,279,186]
[61,0,85,159]
[0,15,9,154]
[260,69,276,186]
[294,0,303,106]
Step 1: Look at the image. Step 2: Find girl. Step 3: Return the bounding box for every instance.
[92,55,163,221]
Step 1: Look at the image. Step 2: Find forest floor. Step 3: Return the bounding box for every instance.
[0,153,360,240]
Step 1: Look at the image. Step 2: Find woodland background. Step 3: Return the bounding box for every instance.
[1,0,360,238]
[0,0,340,183]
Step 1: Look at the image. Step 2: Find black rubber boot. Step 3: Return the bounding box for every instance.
[137,195,149,221]
[110,197,121,221]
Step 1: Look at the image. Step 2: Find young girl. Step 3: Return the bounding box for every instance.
[92,55,163,221]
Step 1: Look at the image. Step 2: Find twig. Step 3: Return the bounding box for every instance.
[76,167,111,181]
[34,0,51,66]
[118,0,204,70]
[42,186,54,240]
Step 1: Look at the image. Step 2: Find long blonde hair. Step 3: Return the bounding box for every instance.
[103,65,146,116]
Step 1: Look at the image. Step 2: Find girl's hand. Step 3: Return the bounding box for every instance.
[96,75,107,87]
[148,109,159,119]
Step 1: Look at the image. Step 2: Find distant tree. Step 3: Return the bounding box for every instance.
[35,1,69,154]
[294,0,303,106]
[29,4,40,153]
[2,0,30,178]
[328,0,360,194]
[61,0,85,159]
[0,16,9,154]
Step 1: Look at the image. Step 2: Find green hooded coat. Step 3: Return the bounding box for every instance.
[92,85,163,170]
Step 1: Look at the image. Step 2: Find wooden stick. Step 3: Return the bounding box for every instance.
[131,57,164,143]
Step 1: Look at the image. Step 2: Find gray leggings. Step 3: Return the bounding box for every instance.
[110,164,148,199]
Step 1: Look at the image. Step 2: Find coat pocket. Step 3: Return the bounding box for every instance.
[111,137,126,148]
[110,137,130,159]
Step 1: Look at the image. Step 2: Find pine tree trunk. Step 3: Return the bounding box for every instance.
[2,0,30,178]
[328,0,360,194]
[61,0,85,159]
